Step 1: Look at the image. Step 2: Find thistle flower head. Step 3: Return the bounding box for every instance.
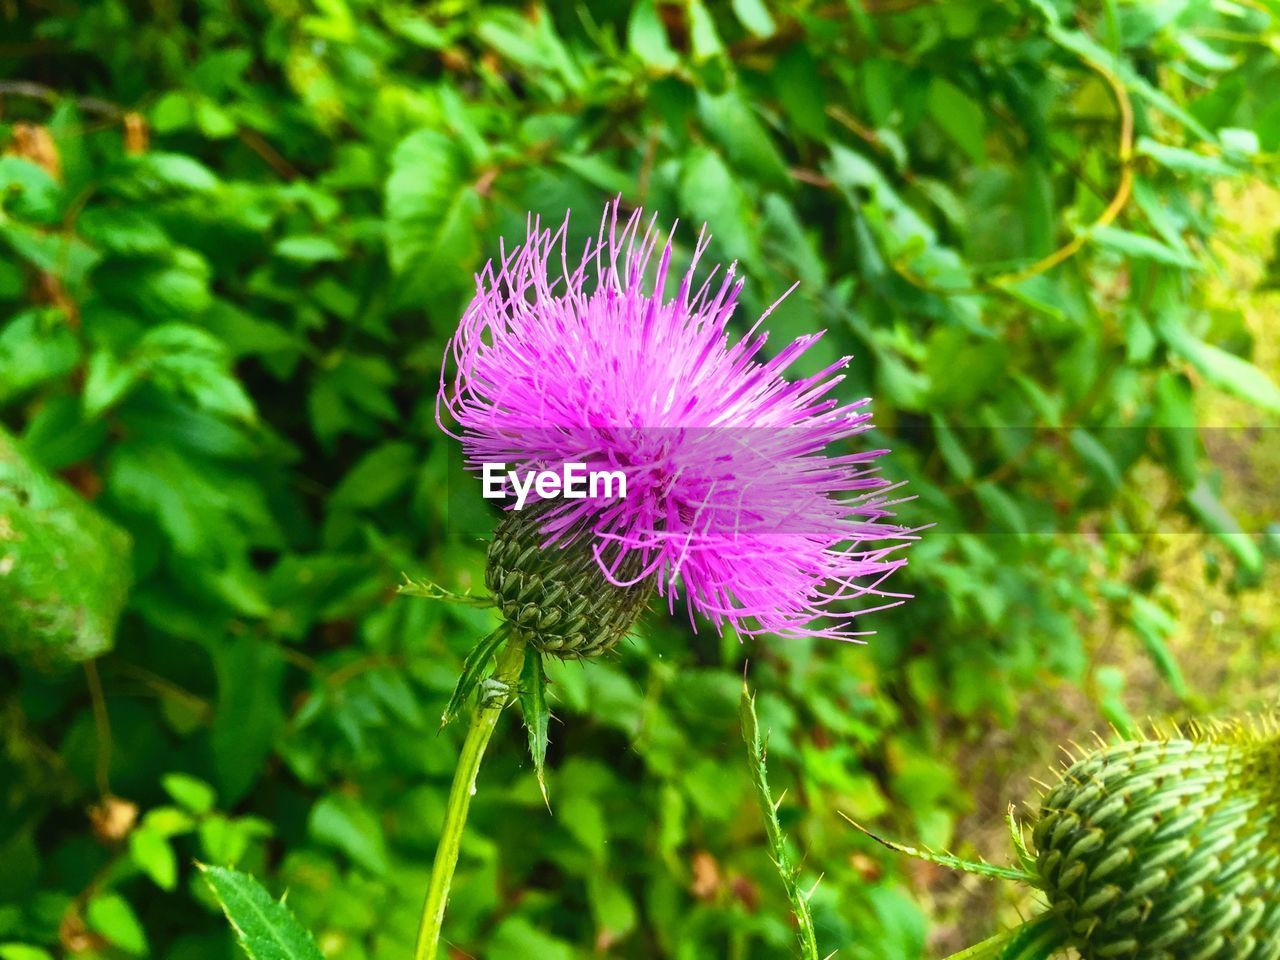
[439,200,913,648]
[858,716,1280,960]
[1029,717,1280,959]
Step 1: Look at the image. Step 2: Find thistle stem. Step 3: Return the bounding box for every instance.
[740,683,821,960]
[415,627,527,960]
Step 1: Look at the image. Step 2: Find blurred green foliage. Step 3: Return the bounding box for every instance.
[1,1,1277,958]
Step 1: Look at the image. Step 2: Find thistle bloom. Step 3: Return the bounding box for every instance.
[439,201,913,647]
[1028,719,1280,959]
[862,718,1280,960]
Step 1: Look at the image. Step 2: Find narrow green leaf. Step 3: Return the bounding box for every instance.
[162,772,217,815]
[0,946,55,960]
[686,0,723,61]
[1069,428,1122,492]
[200,865,324,960]
[307,794,389,875]
[732,0,775,37]
[129,828,179,890]
[627,0,678,70]
[1129,596,1188,698]
[86,893,149,956]
[1187,480,1265,579]
[938,917,1064,960]
[1137,136,1237,177]
[841,812,1037,884]
[927,78,986,164]
[1157,317,1280,414]
[128,152,220,193]
[273,235,344,263]
[397,574,493,607]
[520,646,551,807]
[442,622,512,727]
[697,89,789,186]
[1092,226,1198,267]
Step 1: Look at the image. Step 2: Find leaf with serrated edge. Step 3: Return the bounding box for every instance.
[441,623,512,728]
[520,646,551,807]
[200,865,323,960]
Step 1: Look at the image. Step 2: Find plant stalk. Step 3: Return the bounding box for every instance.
[740,683,821,960]
[415,627,528,960]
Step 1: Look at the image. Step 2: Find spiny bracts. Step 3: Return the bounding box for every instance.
[486,504,653,659]
[1029,717,1280,960]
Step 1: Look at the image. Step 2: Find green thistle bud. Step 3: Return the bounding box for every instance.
[485,505,652,659]
[861,718,1280,960]
[1030,721,1280,960]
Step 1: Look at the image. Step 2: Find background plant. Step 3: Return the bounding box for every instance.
[1,1,1277,958]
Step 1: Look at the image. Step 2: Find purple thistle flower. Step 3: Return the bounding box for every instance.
[439,200,915,642]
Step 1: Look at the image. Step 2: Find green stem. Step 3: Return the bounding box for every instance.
[740,683,821,960]
[415,627,528,960]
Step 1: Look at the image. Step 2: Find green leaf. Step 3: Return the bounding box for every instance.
[273,235,344,263]
[329,441,417,509]
[520,646,551,806]
[679,148,759,268]
[1157,317,1280,414]
[86,893,149,956]
[627,0,678,70]
[1152,372,1199,489]
[384,130,480,306]
[732,0,776,37]
[0,426,133,663]
[0,157,62,221]
[487,917,576,960]
[139,325,257,423]
[1187,480,1265,579]
[384,130,466,272]
[210,636,285,804]
[150,91,194,132]
[129,828,179,891]
[1069,428,1122,492]
[927,78,986,163]
[939,918,1065,960]
[441,623,512,727]
[587,874,638,942]
[200,813,273,866]
[162,772,217,814]
[1129,596,1188,698]
[307,794,390,876]
[200,866,324,960]
[1137,136,1237,177]
[1092,226,1198,267]
[686,0,723,61]
[397,574,493,606]
[127,152,220,193]
[932,416,974,482]
[697,89,789,186]
[0,946,54,960]
[0,309,80,406]
[773,46,826,139]
[556,154,630,196]
[79,207,170,255]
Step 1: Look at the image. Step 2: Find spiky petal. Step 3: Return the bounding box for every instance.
[439,200,914,641]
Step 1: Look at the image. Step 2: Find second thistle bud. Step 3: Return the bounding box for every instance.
[485,504,652,659]
[1031,723,1280,959]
